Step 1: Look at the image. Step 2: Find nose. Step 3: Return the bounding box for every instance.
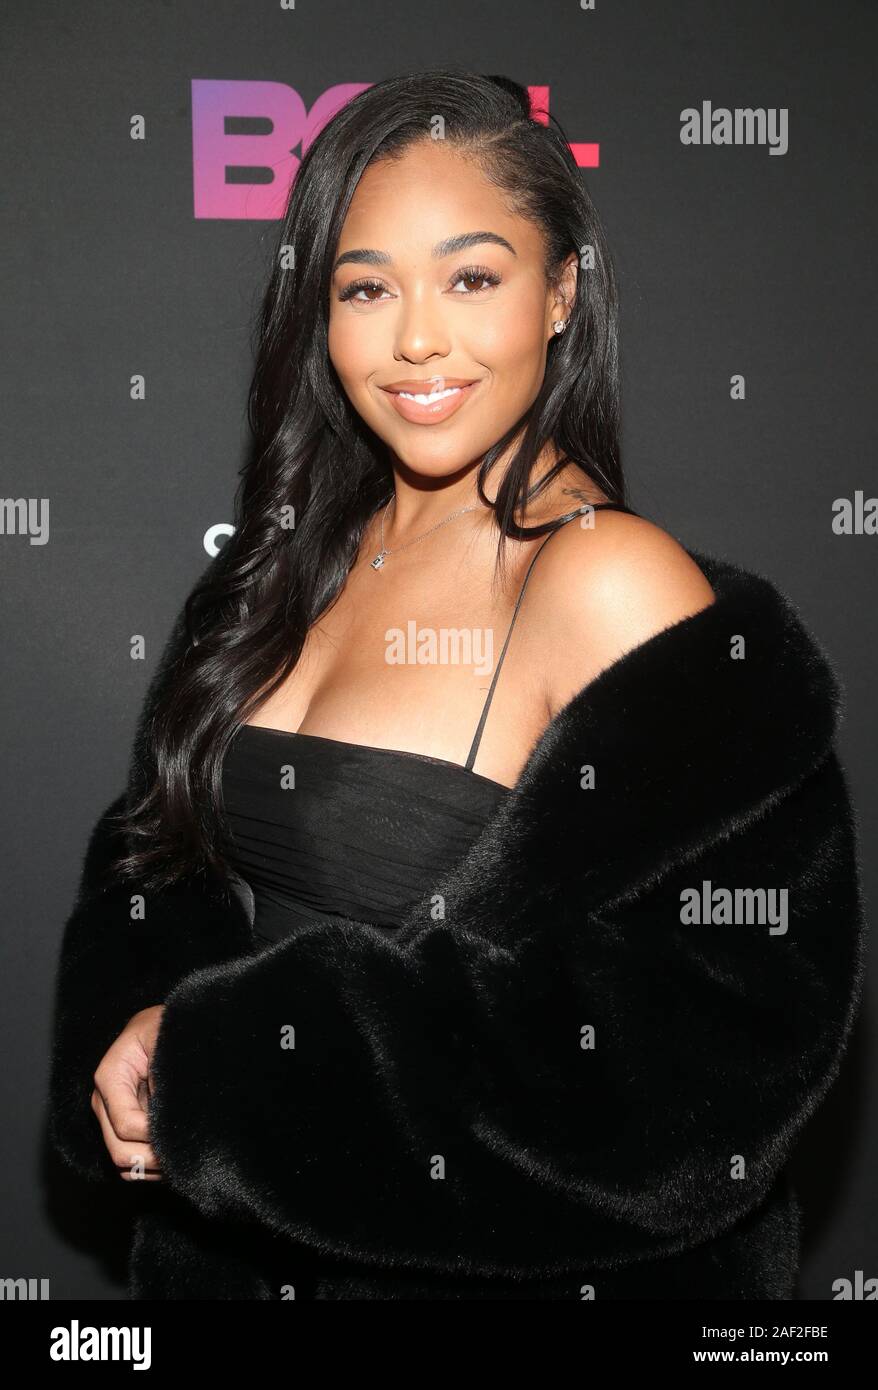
[392,284,452,364]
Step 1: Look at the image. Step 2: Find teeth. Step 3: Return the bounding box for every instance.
[397,387,462,404]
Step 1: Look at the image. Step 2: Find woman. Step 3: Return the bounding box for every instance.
[48,70,864,1300]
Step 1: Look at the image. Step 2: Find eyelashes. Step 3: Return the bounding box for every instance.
[337,264,502,307]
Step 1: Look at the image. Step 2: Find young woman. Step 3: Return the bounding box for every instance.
[49,70,864,1301]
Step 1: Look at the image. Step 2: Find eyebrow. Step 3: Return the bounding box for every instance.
[332,231,517,275]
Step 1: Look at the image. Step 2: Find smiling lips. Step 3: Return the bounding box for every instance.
[379,376,481,424]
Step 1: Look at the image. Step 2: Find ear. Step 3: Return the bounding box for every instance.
[546,253,579,339]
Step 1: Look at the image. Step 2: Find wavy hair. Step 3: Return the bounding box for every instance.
[109,66,628,891]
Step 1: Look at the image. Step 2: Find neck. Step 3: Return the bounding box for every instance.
[383,474,481,541]
[383,439,571,543]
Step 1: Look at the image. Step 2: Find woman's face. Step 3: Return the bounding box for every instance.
[327,140,574,480]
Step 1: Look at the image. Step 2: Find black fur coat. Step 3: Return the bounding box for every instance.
[47,548,866,1299]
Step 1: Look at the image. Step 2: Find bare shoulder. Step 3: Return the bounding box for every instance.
[522,509,718,715]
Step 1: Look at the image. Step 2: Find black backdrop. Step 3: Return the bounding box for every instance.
[2,0,874,1300]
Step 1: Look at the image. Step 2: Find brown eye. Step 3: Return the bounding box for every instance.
[338,279,389,304]
[449,265,502,295]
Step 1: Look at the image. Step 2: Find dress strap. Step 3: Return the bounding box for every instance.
[464,502,637,771]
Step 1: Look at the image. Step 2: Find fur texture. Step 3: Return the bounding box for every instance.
[47,548,867,1299]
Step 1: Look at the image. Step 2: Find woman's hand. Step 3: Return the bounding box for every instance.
[91,1005,165,1181]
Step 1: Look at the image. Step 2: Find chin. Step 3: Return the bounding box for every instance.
[385,435,493,480]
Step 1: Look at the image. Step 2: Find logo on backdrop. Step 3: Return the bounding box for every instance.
[191,81,600,220]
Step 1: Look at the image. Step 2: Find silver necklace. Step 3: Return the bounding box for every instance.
[370,496,478,569]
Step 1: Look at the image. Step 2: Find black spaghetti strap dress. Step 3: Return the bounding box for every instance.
[221,504,633,950]
[218,502,633,1295]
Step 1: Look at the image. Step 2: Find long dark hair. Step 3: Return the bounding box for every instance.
[109,66,628,892]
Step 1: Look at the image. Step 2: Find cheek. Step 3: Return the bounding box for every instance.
[475,287,548,389]
[327,312,372,389]
[467,273,547,348]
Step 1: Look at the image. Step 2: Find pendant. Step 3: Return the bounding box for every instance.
[371,551,387,570]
